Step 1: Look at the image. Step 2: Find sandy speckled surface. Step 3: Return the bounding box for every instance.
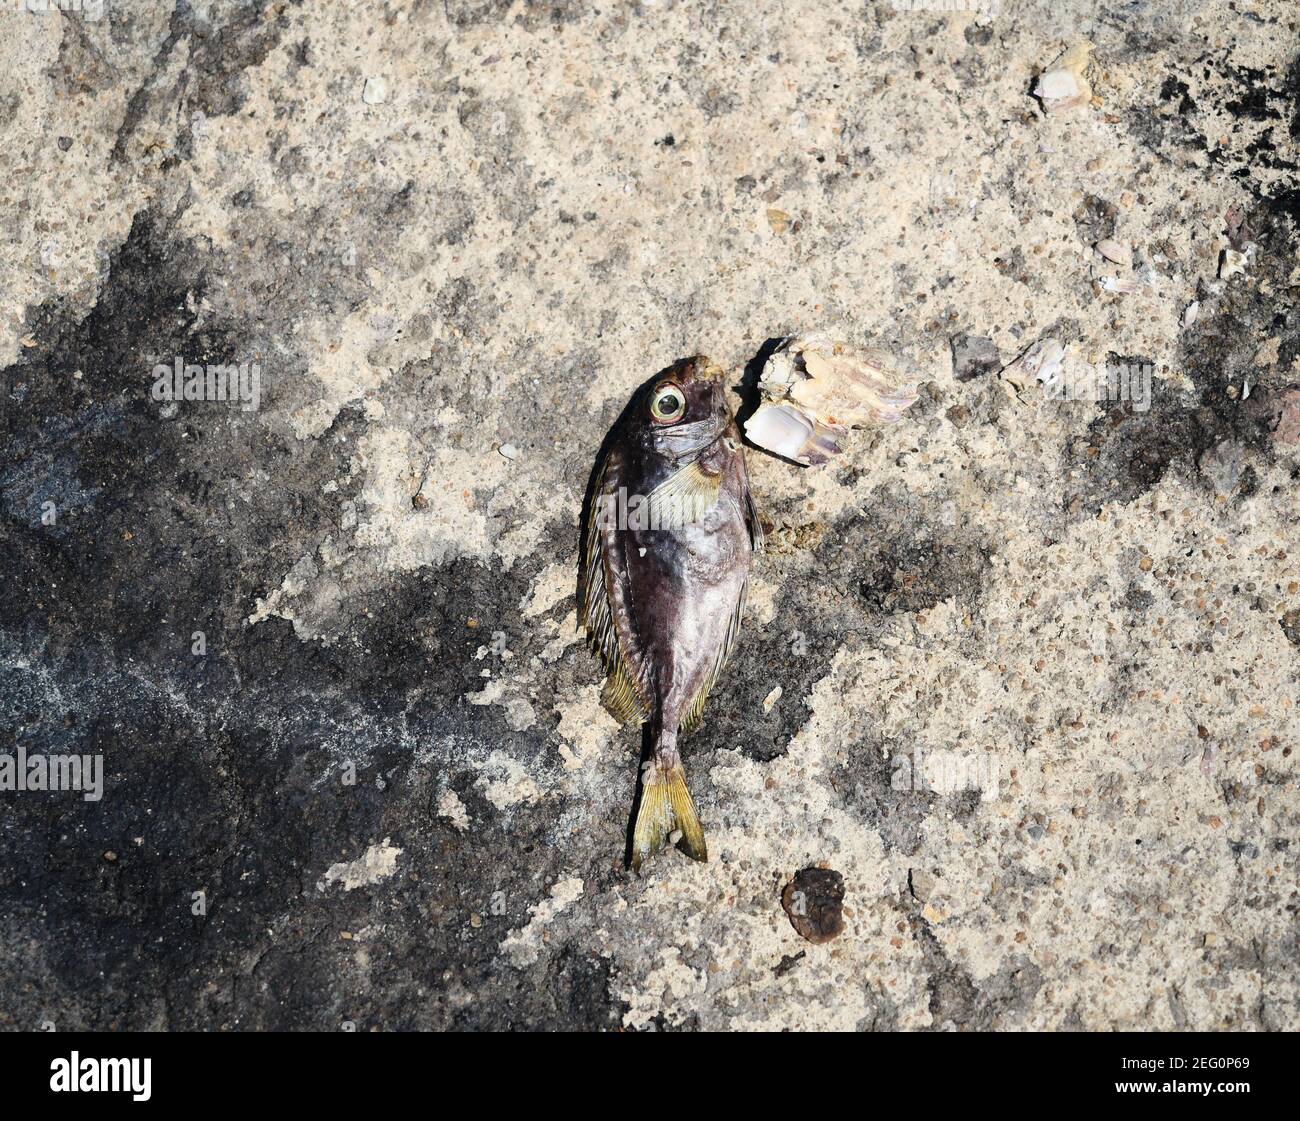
[1,0,1297,1030]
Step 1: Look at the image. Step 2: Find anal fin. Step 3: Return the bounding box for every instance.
[601,661,647,726]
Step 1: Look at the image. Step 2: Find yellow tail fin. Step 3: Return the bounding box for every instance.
[631,763,707,871]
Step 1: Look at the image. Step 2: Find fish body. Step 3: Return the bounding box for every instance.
[581,357,761,870]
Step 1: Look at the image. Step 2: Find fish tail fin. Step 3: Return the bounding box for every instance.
[631,761,707,871]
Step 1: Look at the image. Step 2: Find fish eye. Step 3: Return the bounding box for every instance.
[650,385,686,423]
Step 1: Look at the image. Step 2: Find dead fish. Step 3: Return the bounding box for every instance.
[581,356,762,870]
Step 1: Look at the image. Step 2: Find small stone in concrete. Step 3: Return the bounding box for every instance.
[773,951,806,977]
[1280,608,1300,647]
[782,867,845,944]
[908,867,936,902]
[950,333,1002,381]
[1198,439,1243,497]
[1273,387,1300,445]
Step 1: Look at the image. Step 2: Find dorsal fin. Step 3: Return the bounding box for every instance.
[580,446,652,725]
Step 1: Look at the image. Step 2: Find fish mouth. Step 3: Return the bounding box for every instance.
[695,357,725,382]
[688,359,730,423]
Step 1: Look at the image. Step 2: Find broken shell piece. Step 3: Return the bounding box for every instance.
[1025,338,1067,387]
[1098,260,1157,295]
[1036,70,1079,100]
[1095,239,1132,267]
[1002,336,1065,392]
[793,347,920,424]
[1219,247,1251,280]
[1182,300,1199,328]
[744,402,843,467]
[744,335,921,467]
[758,347,800,397]
[1033,41,1094,114]
[1100,275,1142,294]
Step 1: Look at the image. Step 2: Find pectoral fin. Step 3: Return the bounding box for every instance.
[645,460,723,530]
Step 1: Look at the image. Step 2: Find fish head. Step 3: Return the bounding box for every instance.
[637,355,732,461]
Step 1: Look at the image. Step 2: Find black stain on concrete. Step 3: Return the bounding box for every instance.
[0,202,624,1029]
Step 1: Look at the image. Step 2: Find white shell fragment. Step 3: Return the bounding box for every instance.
[1035,70,1080,101]
[1002,336,1065,391]
[1095,239,1132,267]
[744,335,921,467]
[362,76,388,105]
[1033,42,1094,114]
[744,402,843,467]
[1100,275,1141,294]
[1219,246,1252,280]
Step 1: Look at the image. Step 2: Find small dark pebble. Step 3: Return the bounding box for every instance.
[1229,840,1259,860]
[781,867,845,945]
[950,333,1002,381]
[1280,608,1300,647]
[773,951,806,977]
[58,137,73,151]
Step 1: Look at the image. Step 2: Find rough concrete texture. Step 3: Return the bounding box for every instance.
[1,0,1297,1031]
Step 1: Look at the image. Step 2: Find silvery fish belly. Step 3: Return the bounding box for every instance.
[581,356,762,870]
